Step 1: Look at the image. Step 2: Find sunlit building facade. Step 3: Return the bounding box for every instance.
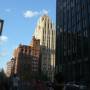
[13,36,40,80]
[6,58,15,77]
[14,44,32,80]
[34,15,56,81]
[30,36,40,76]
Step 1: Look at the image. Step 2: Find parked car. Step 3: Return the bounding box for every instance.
[64,82,87,90]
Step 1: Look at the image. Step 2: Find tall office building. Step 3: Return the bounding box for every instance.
[56,0,90,88]
[34,15,56,81]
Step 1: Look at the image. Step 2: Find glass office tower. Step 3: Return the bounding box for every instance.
[56,0,90,88]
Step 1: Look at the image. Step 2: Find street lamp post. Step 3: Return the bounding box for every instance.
[0,19,4,36]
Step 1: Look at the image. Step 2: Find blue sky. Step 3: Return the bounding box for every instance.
[0,0,56,70]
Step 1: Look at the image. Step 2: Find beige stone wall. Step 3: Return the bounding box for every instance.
[34,15,56,81]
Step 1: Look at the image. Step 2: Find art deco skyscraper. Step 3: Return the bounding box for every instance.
[34,15,56,81]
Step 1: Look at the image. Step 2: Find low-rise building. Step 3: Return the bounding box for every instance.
[6,58,15,77]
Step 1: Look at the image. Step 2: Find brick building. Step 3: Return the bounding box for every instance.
[13,44,32,80]
[12,37,40,80]
[6,58,15,77]
[30,36,40,77]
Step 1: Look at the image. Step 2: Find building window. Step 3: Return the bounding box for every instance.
[84,30,88,37]
[82,19,87,29]
[25,49,27,53]
[20,48,23,51]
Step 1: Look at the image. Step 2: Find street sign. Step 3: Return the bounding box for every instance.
[0,19,4,36]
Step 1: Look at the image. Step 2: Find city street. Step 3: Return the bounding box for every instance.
[0,0,90,90]
[9,80,53,90]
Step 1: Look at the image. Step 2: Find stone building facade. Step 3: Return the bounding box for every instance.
[34,15,56,81]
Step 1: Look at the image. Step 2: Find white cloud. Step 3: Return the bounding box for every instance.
[0,49,7,57]
[42,9,48,14]
[24,10,39,18]
[23,9,48,18]
[0,36,8,45]
[5,9,11,12]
